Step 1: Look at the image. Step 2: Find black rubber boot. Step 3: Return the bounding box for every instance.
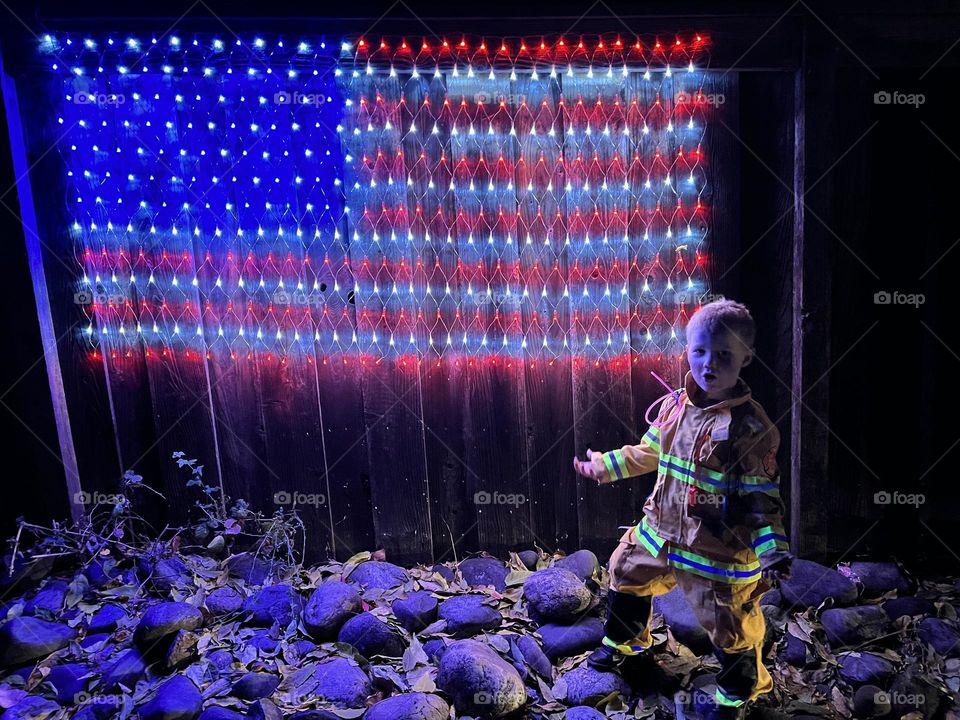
[587,589,656,672]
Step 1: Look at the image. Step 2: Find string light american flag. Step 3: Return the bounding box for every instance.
[40,31,714,367]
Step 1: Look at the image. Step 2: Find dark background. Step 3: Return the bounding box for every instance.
[1,0,958,571]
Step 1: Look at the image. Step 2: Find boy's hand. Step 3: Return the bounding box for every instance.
[760,554,793,587]
[573,449,612,484]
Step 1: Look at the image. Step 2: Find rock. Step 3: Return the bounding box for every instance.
[100,648,147,690]
[79,633,111,650]
[852,684,890,718]
[438,595,502,636]
[515,635,552,678]
[918,618,960,657]
[134,602,203,650]
[821,606,890,648]
[164,629,199,671]
[779,559,858,609]
[537,617,604,661]
[286,712,341,720]
[0,616,77,666]
[890,668,944,720]
[523,568,591,622]
[139,556,194,595]
[847,562,912,598]
[206,587,244,616]
[562,665,629,705]
[205,649,234,673]
[337,613,405,658]
[436,639,526,717]
[84,559,122,589]
[310,658,372,708]
[292,639,316,656]
[232,672,280,700]
[243,585,302,628]
[883,596,935,620]
[24,579,69,617]
[760,589,782,607]
[392,591,438,632]
[653,587,712,654]
[566,707,606,720]
[458,558,509,591]
[138,675,202,720]
[783,632,811,668]
[430,564,455,583]
[554,550,600,582]
[303,581,361,640]
[224,553,276,586]
[423,638,448,664]
[243,631,278,653]
[346,561,409,591]
[364,693,450,720]
[198,708,246,720]
[44,662,90,704]
[88,604,127,633]
[0,696,60,720]
[837,652,896,685]
[518,551,539,570]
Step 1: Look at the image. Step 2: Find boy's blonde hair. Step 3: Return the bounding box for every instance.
[687,298,756,349]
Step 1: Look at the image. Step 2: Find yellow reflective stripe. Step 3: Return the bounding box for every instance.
[667,547,761,584]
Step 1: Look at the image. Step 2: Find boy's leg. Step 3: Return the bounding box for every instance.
[592,525,676,665]
[675,572,772,712]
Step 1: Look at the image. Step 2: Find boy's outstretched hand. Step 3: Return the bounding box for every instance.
[573,449,612,484]
[761,553,793,587]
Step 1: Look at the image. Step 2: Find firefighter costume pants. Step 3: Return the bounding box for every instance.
[603,524,773,707]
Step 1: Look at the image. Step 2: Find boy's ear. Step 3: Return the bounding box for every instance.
[741,351,754,368]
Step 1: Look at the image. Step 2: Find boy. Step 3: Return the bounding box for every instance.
[573,299,793,720]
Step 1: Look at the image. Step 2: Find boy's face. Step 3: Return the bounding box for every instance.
[685,323,753,400]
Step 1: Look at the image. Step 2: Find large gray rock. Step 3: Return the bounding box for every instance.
[566,707,605,720]
[346,561,409,591]
[852,685,891,719]
[44,662,90,704]
[883,597,934,620]
[458,558,509,591]
[364,693,450,720]
[311,658,372,708]
[515,635,552,678]
[139,556,195,595]
[780,559,858,609]
[134,601,203,649]
[303,581,361,640]
[537,617,604,660]
[0,616,77,666]
[24,579,69,617]
[138,675,202,720]
[837,652,896,685]
[821,606,890,648]
[847,562,912,598]
[438,595,501,636]
[88,604,127,634]
[523,568,591,623]
[392,591,438,632]
[198,708,246,720]
[337,613,405,658]
[561,665,629,705]
[654,587,712,654]
[890,669,945,720]
[554,550,600,582]
[436,639,526,718]
[232,672,280,700]
[205,587,244,616]
[918,618,960,657]
[518,551,539,570]
[100,648,146,690]
[224,553,277,586]
[243,584,302,627]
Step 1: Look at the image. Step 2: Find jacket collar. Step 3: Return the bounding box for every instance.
[681,370,752,411]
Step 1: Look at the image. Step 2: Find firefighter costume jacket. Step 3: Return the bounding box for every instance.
[590,370,791,585]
